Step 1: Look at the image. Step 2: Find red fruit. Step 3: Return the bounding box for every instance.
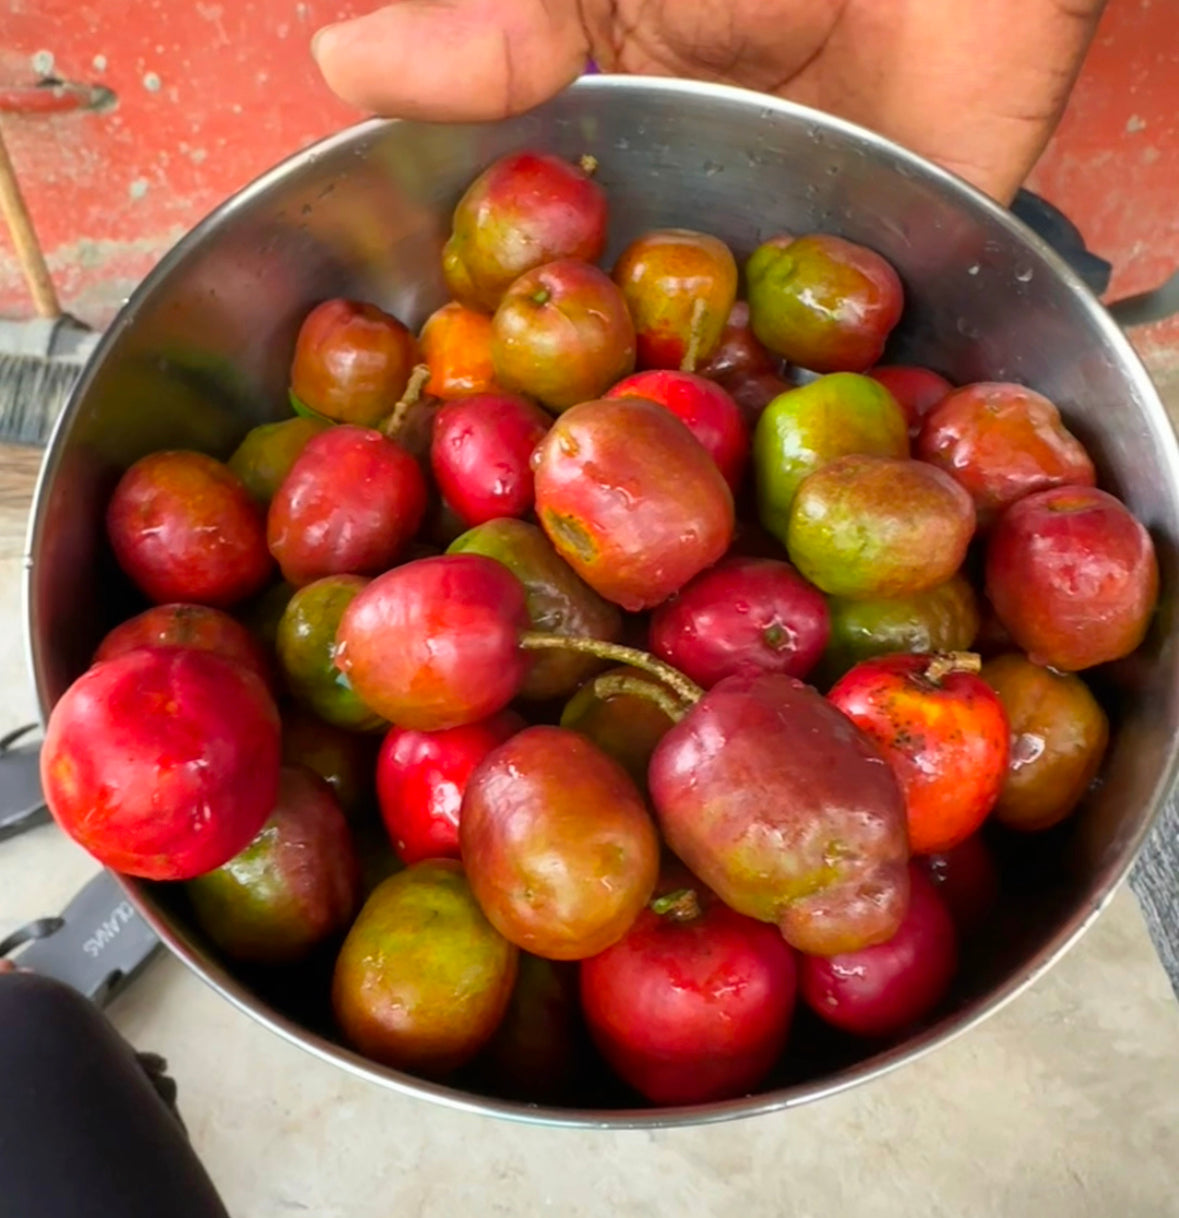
[41,647,280,880]
[605,370,749,492]
[917,383,1096,526]
[267,425,427,586]
[376,710,524,865]
[726,372,793,427]
[335,554,530,730]
[429,393,551,528]
[580,882,797,1105]
[533,397,735,611]
[699,300,780,384]
[613,229,739,371]
[649,674,910,957]
[443,151,608,313]
[94,603,273,693]
[799,865,958,1038]
[419,300,499,399]
[916,833,1000,936]
[984,485,1158,671]
[106,451,271,608]
[650,557,830,688]
[491,260,636,412]
[868,365,953,432]
[828,653,1009,855]
[290,298,417,426]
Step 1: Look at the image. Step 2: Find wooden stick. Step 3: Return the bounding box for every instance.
[0,121,60,319]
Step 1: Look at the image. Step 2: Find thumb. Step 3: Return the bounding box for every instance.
[312,0,591,121]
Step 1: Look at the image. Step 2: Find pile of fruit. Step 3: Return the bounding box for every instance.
[40,149,1158,1107]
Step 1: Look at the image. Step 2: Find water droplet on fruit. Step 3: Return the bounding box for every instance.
[1015,265,1034,283]
[967,264,980,276]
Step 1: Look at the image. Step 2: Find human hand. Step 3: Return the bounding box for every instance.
[311,0,1105,204]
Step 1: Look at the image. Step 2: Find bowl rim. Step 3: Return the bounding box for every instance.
[23,72,1179,1129]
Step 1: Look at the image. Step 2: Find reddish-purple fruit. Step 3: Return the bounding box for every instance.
[916,833,1000,936]
[747,234,904,373]
[107,451,272,608]
[613,229,738,371]
[985,485,1158,671]
[533,397,735,611]
[442,151,608,313]
[429,393,551,528]
[460,726,661,960]
[650,557,830,688]
[335,555,530,731]
[290,298,418,426]
[267,425,428,586]
[649,673,910,957]
[699,300,780,384]
[799,865,958,1038]
[868,365,953,434]
[41,647,280,881]
[580,879,797,1105]
[605,369,749,492]
[491,260,636,411]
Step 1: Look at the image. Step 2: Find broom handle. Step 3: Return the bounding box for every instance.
[0,122,60,319]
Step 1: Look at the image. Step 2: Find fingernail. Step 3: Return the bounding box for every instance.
[311,21,343,64]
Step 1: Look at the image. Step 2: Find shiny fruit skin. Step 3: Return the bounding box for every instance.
[746,234,904,373]
[649,673,910,957]
[491,260,636,411]
[650,557,830,688]
[376,710,524,865]
[106,450,272,608]
[753,372,910,537]
[981,653,1109,831]
[276,575,384,732]
[612,228,739,371]
[799,865,957,1038]
[559,665,678,790]
[580,884,798,1105]
[332,860,518,1075]
[281,708,375,818]
[442,151,608,313]
[95,602,274,693]
[728,372,794,427]
[420,300,499,399]
[267,425,427,586]
[448,518,622,700]
[229,416,333,504]
[186,765,360,964]
[828,653,1010,855]
[984,485,1158,671]
[916,833,1000,936]
[699,300,779,384]
[819,575,980,686]
[868,365,953,433]
[917,383,1096,526]
[335,555,531,730]
[533,396,735,611]
[787,454,976,599]
[605,369,749,492]
[290,298,417,426]
[41,647,280,880]
[430,392,551,527]
[460,726,661,960]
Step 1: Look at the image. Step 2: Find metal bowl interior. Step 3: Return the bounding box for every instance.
[24,75,1179,1128]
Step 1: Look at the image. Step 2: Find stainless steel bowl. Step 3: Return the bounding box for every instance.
[24,75,1179,1127]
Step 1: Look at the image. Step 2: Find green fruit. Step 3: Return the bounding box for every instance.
[818,575,981,686]
[332,860,518,1075]
[228,416,332,504]
[240,580,297,653]
[786,454,976,599]
[560,665,677,790]
[448,518,622,700]
[276,575,384,731]
[753,373,908,540]
[187,766,360,965]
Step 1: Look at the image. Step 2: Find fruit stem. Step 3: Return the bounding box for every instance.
[578,153,599,177]
[591,672,686,723]
[381,363,431,440]
[650,888,702,922]
[679,298,708,374]
[924,651,982,684]
[519,632,703,706]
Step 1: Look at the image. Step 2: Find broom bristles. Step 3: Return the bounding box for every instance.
[0,353,83,447]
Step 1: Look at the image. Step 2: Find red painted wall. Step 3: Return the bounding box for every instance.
[1,0,1176,366]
